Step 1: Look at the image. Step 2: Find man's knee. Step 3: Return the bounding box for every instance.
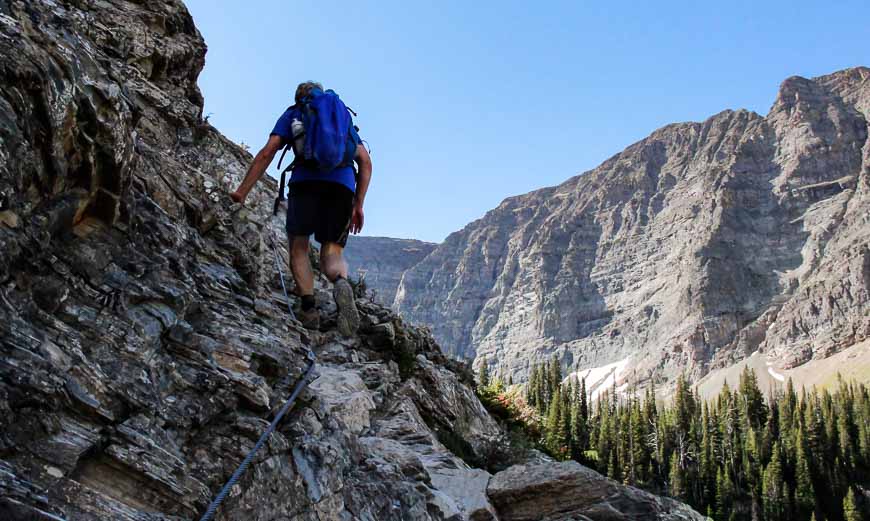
[322,258,343,281]
[320,243,346,281]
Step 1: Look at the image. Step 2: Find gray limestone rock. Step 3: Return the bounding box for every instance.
[487,462,705,521]
[394,67,870,390]
[345,235,437,307]
[0,1,724,519]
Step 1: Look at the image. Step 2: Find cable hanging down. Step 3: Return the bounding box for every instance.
[198,231,316,521]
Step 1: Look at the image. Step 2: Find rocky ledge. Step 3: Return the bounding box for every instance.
[488,462,703,521]
[0,1,701,519]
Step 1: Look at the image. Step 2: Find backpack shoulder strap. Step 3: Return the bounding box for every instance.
[276,144,290,170]
[273,104,307,215]
[273,158,298,216]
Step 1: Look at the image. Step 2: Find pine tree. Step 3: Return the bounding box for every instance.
[492,373,505,394]
[591,394,605,465]
[669,452,687,501]
[761,399,779,462]
[821,390,839,464]
[743,426,762,508]
[739,366,767,431]
[559,382,574,438]
[781,377,798,435]
[569,393,587,462]
[546,385,568,457]
[608,441,622,482]
[837,378,857,481]
[716,466,734,521]
[626,397,648,486]
[548,357,562,397]
[843,487,862,521]
[479,362,490,389]
[762,442,786,521]
[699,402,717,514]
[526,365,536,408]
[597,396,615,475]
[528,364,547,412]
[541,361,552,408]
[860,389,870,482]
[674,373,695,435]
[795,433,815,519]
[478,365,870,521]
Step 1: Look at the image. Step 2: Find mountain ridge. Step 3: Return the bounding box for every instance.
[344,235,437,307]
[378,66,870,391]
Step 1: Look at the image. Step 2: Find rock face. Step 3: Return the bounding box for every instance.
[0,1,701,520]
[395,67,870,388]
[488,462,705,521]
[345,236,437,307]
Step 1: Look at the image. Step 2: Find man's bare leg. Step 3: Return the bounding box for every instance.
[290,236,314,295]
[320,242,348,282]
[321,241,358,336]
[290,235,318,328]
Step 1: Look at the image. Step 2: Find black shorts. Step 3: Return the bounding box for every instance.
[285,181,354,247]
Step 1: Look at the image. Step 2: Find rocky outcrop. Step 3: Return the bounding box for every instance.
[0,1,701,520]
[0,1,492,518]
[395,67,870,388]
[345,236,437,307]
[487,462,704,521]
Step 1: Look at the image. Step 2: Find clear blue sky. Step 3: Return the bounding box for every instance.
[185,0,868,243]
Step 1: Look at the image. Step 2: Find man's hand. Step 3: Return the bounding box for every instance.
[351,144,371,235]
[350,203,364,234]
[231,135,284,205]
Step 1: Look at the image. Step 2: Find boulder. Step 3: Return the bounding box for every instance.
[308,365,376,435]
[430,467,498,521]
[487,462,705,521]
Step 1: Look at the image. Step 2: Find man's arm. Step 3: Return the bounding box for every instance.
[350,144,372,234]
[230,134,284,204]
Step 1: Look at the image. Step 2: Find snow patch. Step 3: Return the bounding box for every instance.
[767,366,785,382]
[564,357,631,401]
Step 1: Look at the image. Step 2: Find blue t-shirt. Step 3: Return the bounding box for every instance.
[271,108,360,193]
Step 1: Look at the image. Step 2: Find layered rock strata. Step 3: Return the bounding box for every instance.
[0,1,702,520]
[395,67,870,387]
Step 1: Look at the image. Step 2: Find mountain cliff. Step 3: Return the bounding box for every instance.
[345,236,436,307]
[0,1,702,520]
[395,67,870,390]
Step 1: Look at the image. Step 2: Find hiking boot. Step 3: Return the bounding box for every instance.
[297,307,321,330]
[333,277,360,336]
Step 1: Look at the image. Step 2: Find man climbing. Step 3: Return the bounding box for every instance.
[230,81,372,336]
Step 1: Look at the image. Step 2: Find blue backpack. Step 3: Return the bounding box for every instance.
[274,88,358,214]
[299,88,358,171]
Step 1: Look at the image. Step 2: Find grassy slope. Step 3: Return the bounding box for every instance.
[696,339,870,400]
